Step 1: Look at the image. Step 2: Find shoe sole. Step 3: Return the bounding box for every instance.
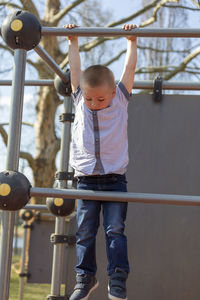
[81,281,99,300]
[108,285,127,300]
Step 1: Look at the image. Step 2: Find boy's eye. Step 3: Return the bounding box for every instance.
[98,99,104,102]
[86,98,92,101]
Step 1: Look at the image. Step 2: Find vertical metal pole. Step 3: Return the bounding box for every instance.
[50,97,73,296]
[19,222,28,300]
[0,49,27,300]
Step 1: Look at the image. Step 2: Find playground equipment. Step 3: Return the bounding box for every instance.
[1,9,200,300]
[1,11,41,50]
[0,170,31,210]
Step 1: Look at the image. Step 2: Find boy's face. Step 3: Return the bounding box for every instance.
[82,84,116,111]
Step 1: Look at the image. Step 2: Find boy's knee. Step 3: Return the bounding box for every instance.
[104,222,125,237]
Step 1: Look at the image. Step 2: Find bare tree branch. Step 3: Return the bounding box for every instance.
[140,0,179,27]
[105,0,162,27]
[164,4,200,10]
[1,122,34,127]
[0,124,7,145]
[0,42,41,71]
[164,47,200,80]
[137,44,194,53]
[190,0,200,8]
[0,2,22,10]
[102,39,199,68]
[104,50,126,67]
[0,124,35,168]
[51,0,86,25]
[60,0,177,69]
[0,42,14,55]
[136,65,175,73]
[26,58,40,70]
[19,151,35,168]
[18,0,40,19]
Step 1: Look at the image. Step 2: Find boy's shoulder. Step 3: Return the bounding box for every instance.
[117,81,131,101]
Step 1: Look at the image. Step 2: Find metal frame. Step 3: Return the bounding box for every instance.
[29,187,200,206]
[49,96,74,298]
[0,49,27,300]
[1,24,200,300]
[41,27,200,38]
[34,45,69,83]
[1,79,200,90]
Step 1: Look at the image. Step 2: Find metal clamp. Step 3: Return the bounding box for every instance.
[55,171,76,181]
[50,234,76,245]
[22,224,33,229]
[153,76,162,102]
[59,113,75,123]
[46,296,65,300]
[19,272,31,278]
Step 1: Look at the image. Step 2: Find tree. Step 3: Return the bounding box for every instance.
[0,0,199,203]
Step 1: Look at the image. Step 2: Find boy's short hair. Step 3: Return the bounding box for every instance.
[80,65,115,89]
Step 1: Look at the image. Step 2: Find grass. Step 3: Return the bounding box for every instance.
[9,255,65,300]
[0,225,66,299]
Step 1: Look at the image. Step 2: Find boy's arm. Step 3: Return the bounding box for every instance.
[120,24,137,94]
[65,24,81,93]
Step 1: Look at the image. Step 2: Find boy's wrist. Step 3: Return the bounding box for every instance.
[127,38,137,43]
[68,37,78,45]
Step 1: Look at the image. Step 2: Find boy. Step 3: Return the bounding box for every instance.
[64,23,137,300]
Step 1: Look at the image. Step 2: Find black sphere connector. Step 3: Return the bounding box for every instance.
[20,209,34,221]
[46,197,75,217]
[1,10,41,51]
[54,69,72,97]
[0,170,31,211]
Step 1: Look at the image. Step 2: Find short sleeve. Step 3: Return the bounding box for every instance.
[72,86,82,105]
[116,81,131,105]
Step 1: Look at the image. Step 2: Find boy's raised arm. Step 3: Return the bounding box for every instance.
[120,24,137,94]
[64,24,81,93]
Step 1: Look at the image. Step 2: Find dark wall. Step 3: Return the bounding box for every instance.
[28,94,200,300]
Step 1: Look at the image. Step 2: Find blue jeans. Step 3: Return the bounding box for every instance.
[75,174,130,276]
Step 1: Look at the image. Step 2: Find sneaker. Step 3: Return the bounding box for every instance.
[108,269,128,300]
[69,274,99,300]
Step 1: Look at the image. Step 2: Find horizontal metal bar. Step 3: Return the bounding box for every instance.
[41,27,200,38]
[30,187,200,207]
[133,80,200,91]
[0,80,53,86]
[34,45,68,82]
[24,204,48,211]
[1,80,200,90]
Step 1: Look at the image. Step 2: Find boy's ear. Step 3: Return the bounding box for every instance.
[112,88,116,97]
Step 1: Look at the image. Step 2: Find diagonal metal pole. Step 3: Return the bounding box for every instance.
[0,49,27,300]
[34,44,68,82]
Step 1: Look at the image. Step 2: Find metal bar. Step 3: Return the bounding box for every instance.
[1,80,200,90]
[19,222,28,300]
[0,80,53,86]
[24,204,48,211]
[50,218,65,296]
[34,45,68,82]
[41,27,200,38]
[50,97,73,297]
[0,49,27,300]
[59,98,73,169]
[133,80,200,91]
[30,187,200,207]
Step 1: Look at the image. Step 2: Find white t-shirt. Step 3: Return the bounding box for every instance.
[70,82,130,177]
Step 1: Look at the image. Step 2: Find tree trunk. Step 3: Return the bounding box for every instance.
[32,0,63,203]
